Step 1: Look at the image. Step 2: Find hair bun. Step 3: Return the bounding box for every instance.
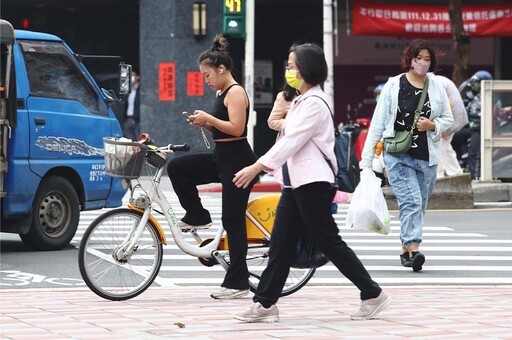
[211,40,221,51]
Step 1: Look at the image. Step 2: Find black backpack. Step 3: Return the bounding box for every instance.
[310,95,360,193]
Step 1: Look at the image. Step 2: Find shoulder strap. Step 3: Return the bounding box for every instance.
[306,95,338,179]
[309,95,339,134]
[411,77,429,130]
[219,83,240,97]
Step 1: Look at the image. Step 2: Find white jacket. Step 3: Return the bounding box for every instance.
[361,72,453,168]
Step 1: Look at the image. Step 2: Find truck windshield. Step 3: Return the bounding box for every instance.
[20,40,107,115]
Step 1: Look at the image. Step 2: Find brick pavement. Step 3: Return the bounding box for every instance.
[1,285,511,339]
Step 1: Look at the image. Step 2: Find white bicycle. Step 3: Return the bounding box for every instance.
[78,138,316,301]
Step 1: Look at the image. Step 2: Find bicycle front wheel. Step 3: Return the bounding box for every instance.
[78,208,163,301]
[246,247,316,297]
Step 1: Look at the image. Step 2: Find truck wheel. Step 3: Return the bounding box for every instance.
[20,176,80,251]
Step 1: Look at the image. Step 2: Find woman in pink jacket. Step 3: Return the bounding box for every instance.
[232,43,390,323]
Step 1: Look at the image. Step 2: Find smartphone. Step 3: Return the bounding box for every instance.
[182,111,193,118]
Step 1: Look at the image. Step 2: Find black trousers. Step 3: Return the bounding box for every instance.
[167,139,257,289]
[468,129,481,180]
[254,182,382,306]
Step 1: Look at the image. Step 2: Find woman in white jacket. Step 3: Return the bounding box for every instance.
[360,39,453,272]
[232,43,390,323]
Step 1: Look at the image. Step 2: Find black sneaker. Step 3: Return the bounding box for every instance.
[400,253,412,267]
[178,220,212,231]
[411,251,425,272]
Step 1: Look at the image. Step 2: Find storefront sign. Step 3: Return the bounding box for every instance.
[352,2,512,37]
[187,71,204,96]
[159,62,176,101]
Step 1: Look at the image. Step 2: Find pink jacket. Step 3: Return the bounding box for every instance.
[259,86,336,189]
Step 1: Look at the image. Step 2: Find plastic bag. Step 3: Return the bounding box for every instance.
[346,168,391,235]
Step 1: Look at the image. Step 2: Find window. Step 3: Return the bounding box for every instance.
[20,40,106,115]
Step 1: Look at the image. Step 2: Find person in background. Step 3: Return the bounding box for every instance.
[267,83,297,132]
[167,34,258,300]
[371,83,387,185]
[466,70,493,179]
[373,83,385,103]
[360,39,453,272]
[233,42,390,323]
[435,75,468,178]
[123,70,141,141]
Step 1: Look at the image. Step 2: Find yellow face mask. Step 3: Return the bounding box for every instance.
[285,69,303,90]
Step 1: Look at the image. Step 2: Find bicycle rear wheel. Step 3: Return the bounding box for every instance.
[78,208,163,301]
[245,246,316,297]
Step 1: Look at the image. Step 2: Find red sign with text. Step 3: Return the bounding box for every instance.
[159,62,176,101]
[187,71,204,96]
[352,2,512,38]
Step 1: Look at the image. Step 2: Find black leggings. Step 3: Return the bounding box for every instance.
[254,182,382,306]
[167,139,257,289]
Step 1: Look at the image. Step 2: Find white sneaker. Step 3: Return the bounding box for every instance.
[210,287,249,300]
[233,302,279,323]
[350,291,391,320]
[178,220,212,231]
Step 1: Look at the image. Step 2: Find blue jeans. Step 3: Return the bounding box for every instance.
[384,153,437,249]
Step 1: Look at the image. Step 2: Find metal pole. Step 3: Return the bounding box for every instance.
[323,0,335,112]
[480,80,493,181]
[245,0,255,149]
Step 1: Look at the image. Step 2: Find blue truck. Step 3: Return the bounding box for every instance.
[0,20,131,250]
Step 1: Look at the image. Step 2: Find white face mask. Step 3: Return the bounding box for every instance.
[411,59,430,76]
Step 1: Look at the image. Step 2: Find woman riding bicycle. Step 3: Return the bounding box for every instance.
[167,34,258,300]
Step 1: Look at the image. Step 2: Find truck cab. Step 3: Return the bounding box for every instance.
[0,20,131,250]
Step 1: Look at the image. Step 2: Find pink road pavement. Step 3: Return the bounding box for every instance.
[1,285,511,339]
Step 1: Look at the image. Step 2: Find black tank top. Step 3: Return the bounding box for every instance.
[211,84,249,140]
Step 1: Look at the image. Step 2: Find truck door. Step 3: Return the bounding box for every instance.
[1,20,16,227]
[19,39,113,203]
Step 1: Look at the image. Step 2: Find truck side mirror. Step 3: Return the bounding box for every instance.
[119,63,132,96]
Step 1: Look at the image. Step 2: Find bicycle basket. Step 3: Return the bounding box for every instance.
[103,137,148,179]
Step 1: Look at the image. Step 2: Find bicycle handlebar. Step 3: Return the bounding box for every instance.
[169,144,190,152]
[152,143,190,153]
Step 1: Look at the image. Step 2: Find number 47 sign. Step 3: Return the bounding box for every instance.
[225,0,242,13]
[223,0,245,38]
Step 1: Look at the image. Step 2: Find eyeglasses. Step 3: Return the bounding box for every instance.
[285,66,298,71]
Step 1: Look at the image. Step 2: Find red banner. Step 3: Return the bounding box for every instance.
[187,71,204,96]
[352,2,512,38]
[159,62,176,101]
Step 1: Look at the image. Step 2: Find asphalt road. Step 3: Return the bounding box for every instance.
[1,193,511,289]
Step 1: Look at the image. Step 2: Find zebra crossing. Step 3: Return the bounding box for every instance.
[74,189,512,287]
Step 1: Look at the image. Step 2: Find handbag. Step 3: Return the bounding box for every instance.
[384,77,429,154]
[309,95,360,193]
[291,233,329,269]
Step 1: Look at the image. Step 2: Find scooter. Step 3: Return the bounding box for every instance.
[451,78,476,172]
[340,103,370,162]
[339,103,387,186]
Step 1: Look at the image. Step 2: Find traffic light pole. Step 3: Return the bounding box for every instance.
[323,0,335,113]
[244,0,255,149]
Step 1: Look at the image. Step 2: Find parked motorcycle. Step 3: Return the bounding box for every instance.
[339,101,386,186]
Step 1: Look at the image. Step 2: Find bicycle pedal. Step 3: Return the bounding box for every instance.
[178,221,212,231]
[180,225,211,232]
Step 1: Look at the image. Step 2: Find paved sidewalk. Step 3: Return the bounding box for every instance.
[1,285,511,339]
